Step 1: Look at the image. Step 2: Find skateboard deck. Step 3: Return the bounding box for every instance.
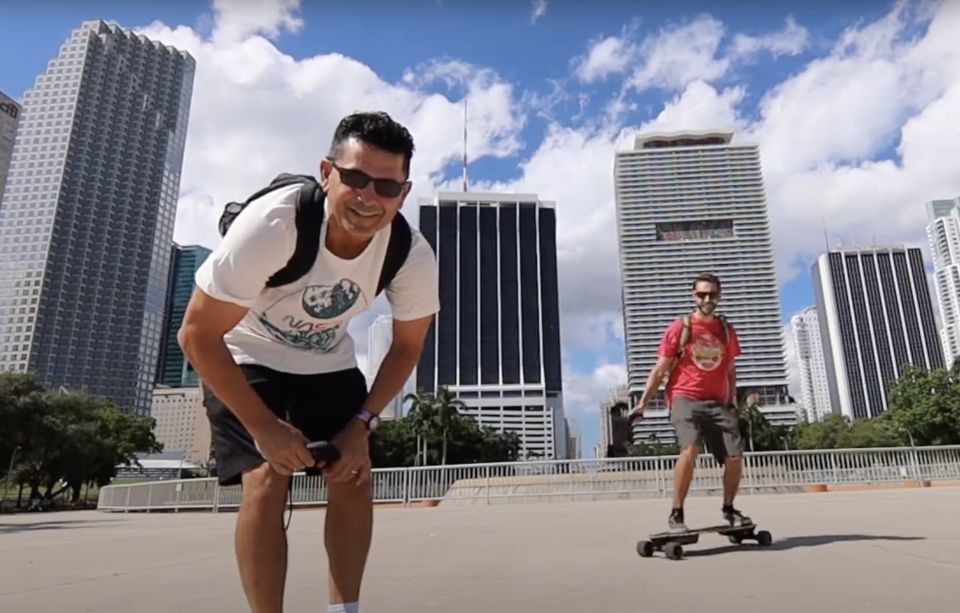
[638,522,772,559]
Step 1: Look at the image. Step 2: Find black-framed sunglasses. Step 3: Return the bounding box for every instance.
[695,291,718,300]
[328,161,408,198]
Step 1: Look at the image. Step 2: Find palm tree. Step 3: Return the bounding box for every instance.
[433,386,465,465]
[404,390,437,466]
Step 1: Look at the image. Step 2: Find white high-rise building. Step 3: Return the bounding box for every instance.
[791,307,833,421]
[0,21,195,414]
[813,248,944,419]
[365,314,403,420]
[614,131,797,442]
[926,198,960,368]
[151,387,209,465]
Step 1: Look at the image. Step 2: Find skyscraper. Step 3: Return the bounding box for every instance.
[614,131,795,441]
[791,307,833,421]
[365,314,403,420]
[416,191,566,459]
[0,91,20,203]
[157,244,211,388]
[926,197,960,368]
[0,20,195,415]
[813,248,944,419]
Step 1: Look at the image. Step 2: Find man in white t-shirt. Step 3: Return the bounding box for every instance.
[179,111,438,613]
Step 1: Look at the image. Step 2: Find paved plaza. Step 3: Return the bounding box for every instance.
[1,486,958,612]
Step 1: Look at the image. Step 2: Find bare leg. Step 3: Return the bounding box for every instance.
[326,480,373,605]
[236,464,291,613]
[672,444,699,509]
[723,456,742,506]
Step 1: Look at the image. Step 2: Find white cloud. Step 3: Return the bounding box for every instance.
[531,0,548,25]
[574,35,636,84]
[132,23,525,253]
[747,0,960,280]
[562,361,627,414]
[626,14,729,92]
[730,16,809,59]
[134,1,527,353]
[138,1,960,428]
[210,0,304,43]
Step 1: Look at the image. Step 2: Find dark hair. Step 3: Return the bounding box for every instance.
[328,111,415,176]
[692,273,721,292]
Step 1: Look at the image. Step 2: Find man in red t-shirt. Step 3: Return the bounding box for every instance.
[630,273,749,532]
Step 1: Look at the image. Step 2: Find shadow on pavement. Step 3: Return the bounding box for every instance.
[0,518,122,534]
[683,534,925,558]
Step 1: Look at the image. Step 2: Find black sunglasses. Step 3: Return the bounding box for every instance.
[329,162,408,198]
[695,291,718,300]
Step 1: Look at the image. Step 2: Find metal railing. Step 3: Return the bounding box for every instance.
[97,445,960,512]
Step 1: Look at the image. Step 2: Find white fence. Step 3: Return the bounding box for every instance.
[97,445,960,512]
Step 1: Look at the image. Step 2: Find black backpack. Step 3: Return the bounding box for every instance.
[218,173,412,293]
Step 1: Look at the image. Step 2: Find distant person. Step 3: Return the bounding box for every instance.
[179,111,439,613]
[630,273,748,532]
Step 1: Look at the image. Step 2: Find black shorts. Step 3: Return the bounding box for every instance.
[203,364,368,486]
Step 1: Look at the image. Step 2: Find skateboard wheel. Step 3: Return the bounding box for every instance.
[757,530,773,547]
[637,540,655,558]
[665,542,683,560]
[728,534,743,545]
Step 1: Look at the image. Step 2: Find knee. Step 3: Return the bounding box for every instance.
[680,444,699,460]
[328,480,372,508]
[240,463,290,510]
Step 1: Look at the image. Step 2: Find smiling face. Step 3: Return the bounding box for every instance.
[319,136,411,246]
[693,279,720,316]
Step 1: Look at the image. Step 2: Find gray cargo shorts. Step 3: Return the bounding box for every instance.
[670,396,744,464]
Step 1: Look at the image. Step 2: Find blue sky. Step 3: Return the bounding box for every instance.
[4,0,959,457]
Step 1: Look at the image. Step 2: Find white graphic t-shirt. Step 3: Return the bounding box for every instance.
[195,184,440,374]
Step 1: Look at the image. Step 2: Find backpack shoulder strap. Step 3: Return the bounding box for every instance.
[375,213,413,296]
[265,176,325,288]
[716,314,729,345]
[677,315,692,358]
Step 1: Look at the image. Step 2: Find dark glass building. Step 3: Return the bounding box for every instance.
[157,244,210,387]
[416,192,567,458]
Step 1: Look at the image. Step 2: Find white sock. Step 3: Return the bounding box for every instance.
[328,603,358,613]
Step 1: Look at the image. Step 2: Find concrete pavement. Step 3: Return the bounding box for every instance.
[1,486,957,612]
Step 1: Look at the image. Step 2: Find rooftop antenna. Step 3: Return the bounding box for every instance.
[822,218,831,252]
[462,97,469,192]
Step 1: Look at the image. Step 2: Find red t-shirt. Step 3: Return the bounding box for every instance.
[656,315,741,407]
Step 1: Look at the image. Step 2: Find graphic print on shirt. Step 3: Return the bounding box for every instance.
[256,279,362,352]
[689,332,725,372]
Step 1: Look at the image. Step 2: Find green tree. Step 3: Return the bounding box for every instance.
[795,414,898,450]
[376,389,521,467]
[795,414,849,450]
[737,398,794,452]
[433,386,466,465]
[369,418,418,467]
[404,390,438,465]
[0,372,45,482]
[885,364,960,445]
[0,374,160,505]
